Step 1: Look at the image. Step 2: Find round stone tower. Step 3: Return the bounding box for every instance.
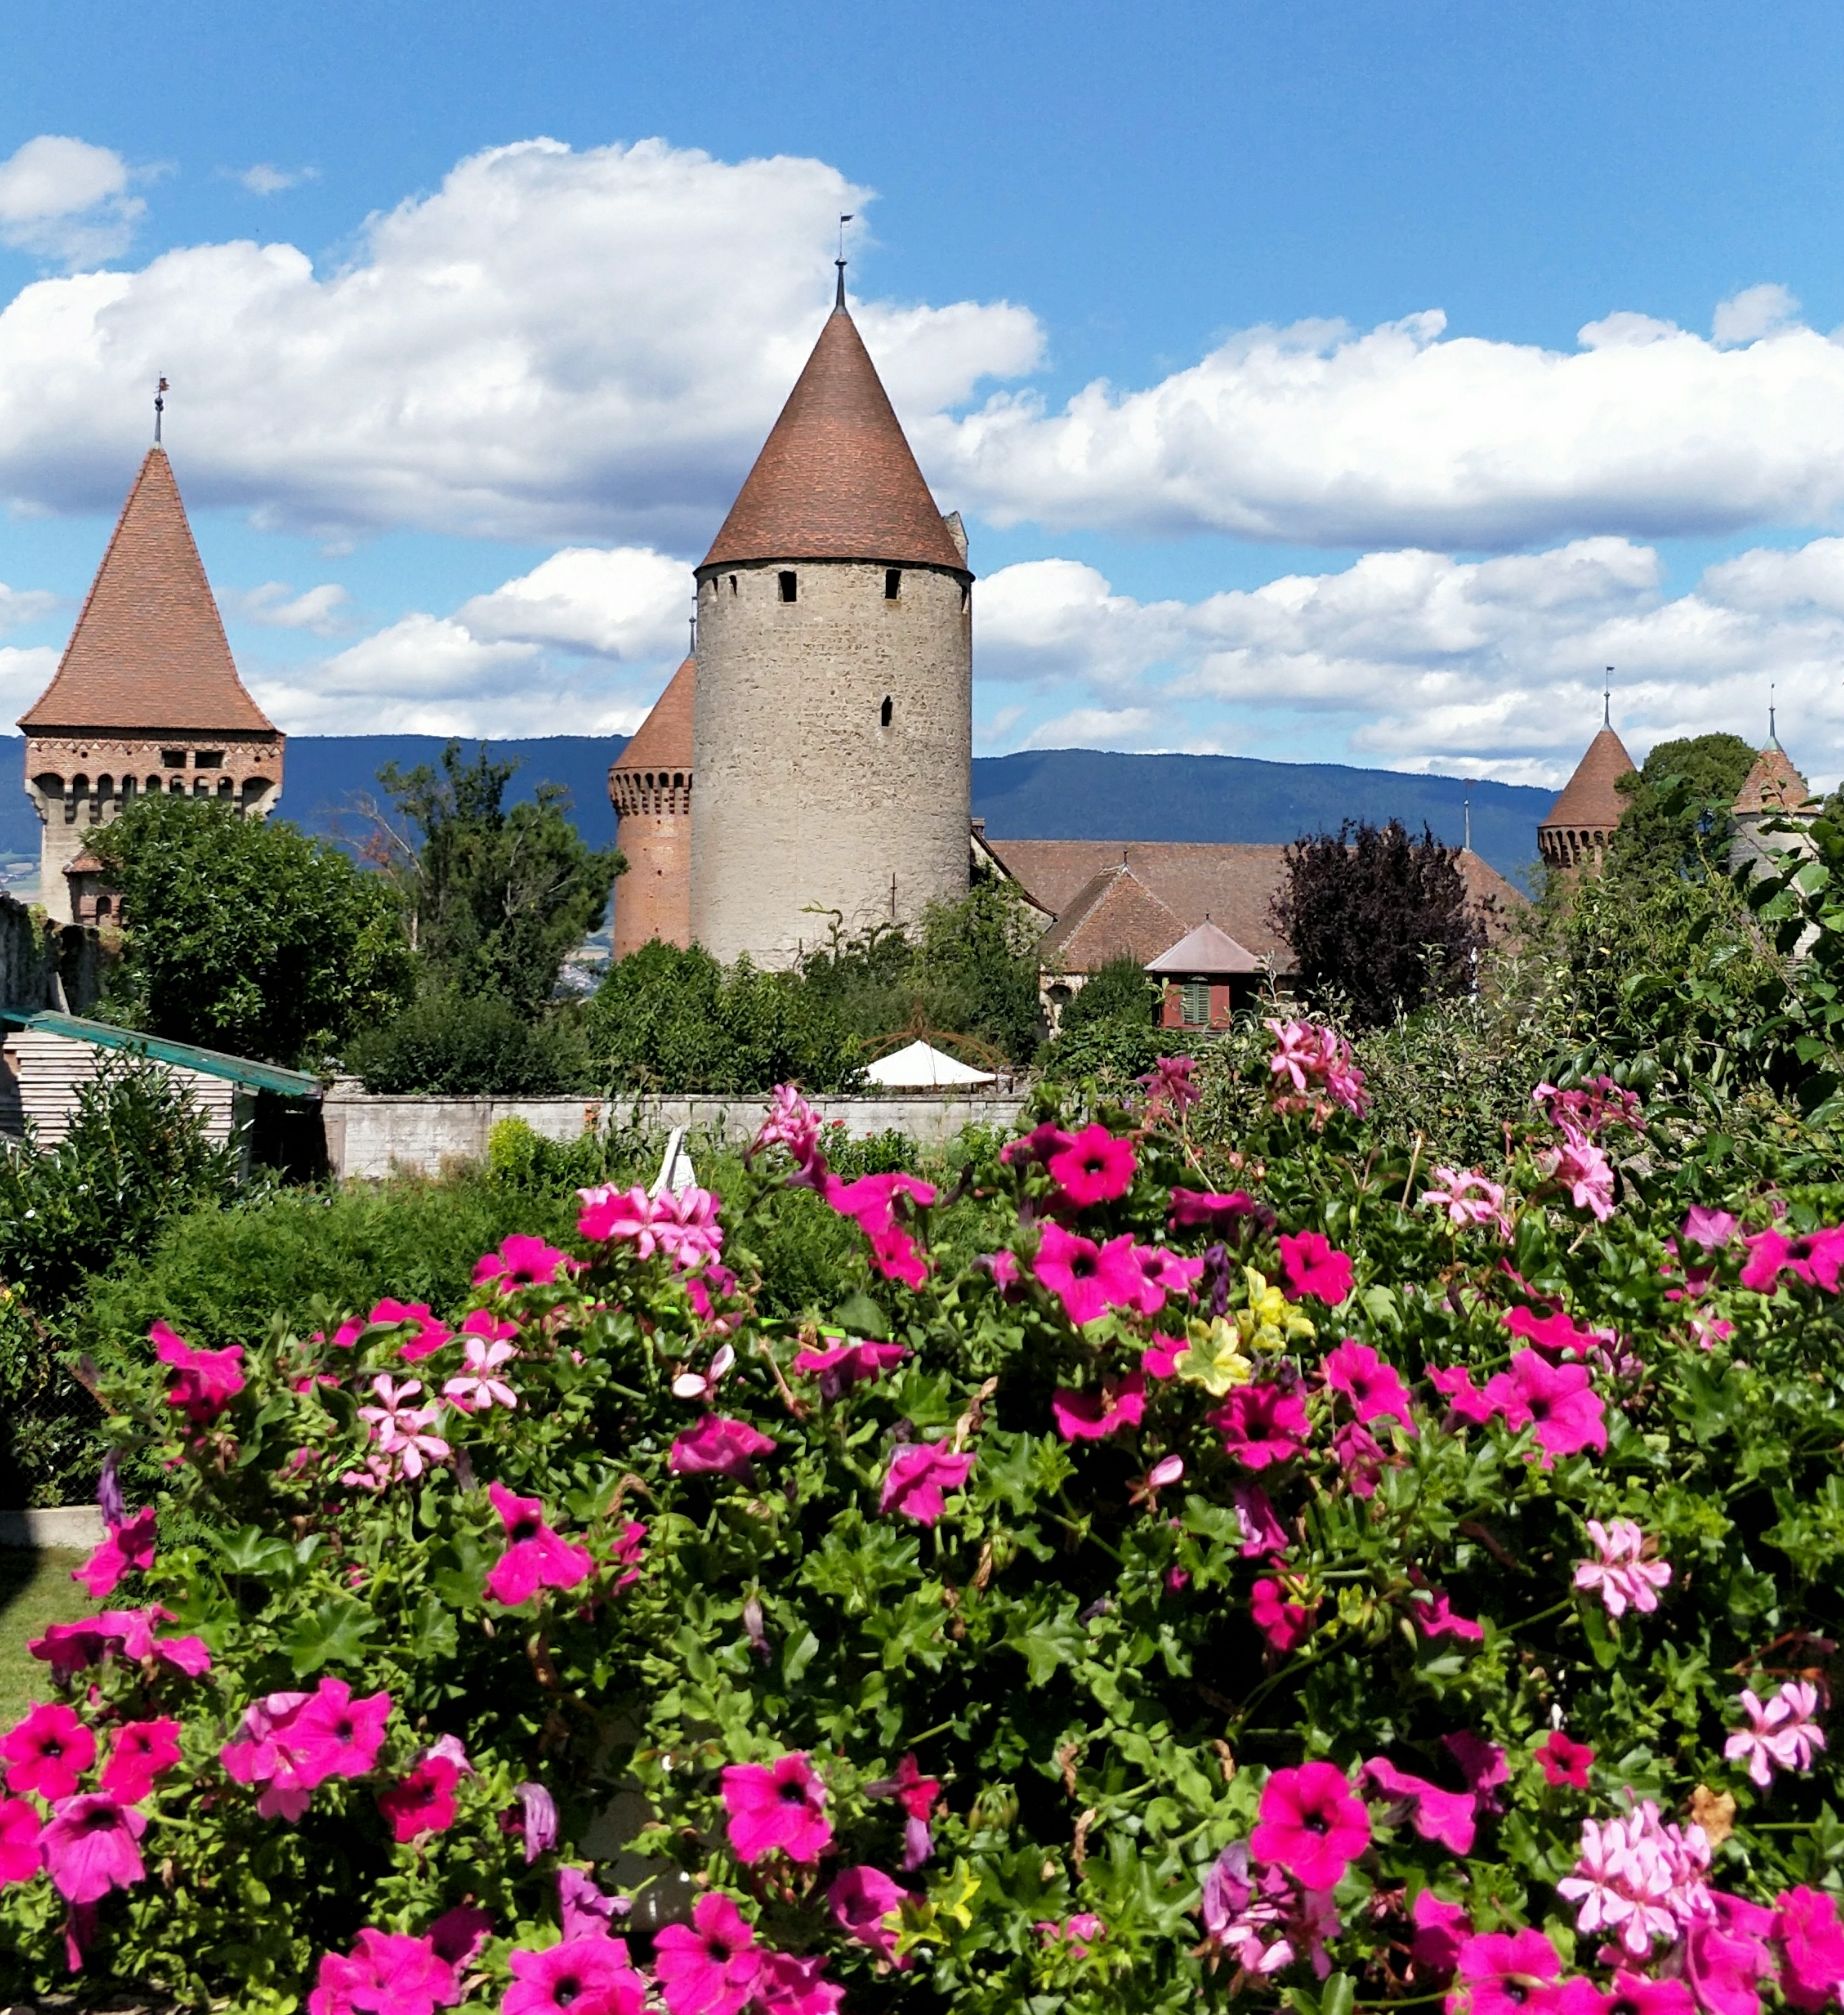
[690,275,973,967]
[1537,716,1637,876]
[607,653,695,959]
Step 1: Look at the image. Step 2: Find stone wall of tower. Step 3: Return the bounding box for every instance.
[1537,822,1615,877]
[691,558,971,966]
[609,766,692,958]
[24,730,284,925]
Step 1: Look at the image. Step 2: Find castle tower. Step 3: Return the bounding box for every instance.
[1537,719,1637,876]
[607,653,695,958]
[1730,731,1818,882]
[19,446,283,925]
[690,273,973,966]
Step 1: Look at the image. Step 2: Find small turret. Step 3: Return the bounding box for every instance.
[607,655,695,959]
[1537,721,1637,876]
[1731,731,1819,885]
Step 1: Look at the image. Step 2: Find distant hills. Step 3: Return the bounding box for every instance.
[0,735,1550,885]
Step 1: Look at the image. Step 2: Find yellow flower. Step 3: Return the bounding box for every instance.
[1177,1316,1255,1396]
[1235,1267,1317,1355]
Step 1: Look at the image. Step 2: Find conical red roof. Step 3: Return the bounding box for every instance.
[1733,742,1816,816]
[20,448,274,734]
[614,656,695,773]
[1542,725,1637,830]
[701,306,969,574]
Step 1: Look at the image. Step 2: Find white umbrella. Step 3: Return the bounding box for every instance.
[863,1039,996,1088]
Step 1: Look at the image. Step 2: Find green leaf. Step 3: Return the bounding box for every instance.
[284,1595,380,1678]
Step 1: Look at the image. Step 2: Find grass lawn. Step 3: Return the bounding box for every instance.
[0,1547,91,1723]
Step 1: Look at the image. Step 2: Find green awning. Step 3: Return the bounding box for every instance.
[0,1008,321,1099]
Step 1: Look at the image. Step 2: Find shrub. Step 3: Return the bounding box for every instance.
[345,987,591,1095]
[0,1289,99,1508]
[10,1031,1844,2012]
[1057,953,1161,1033]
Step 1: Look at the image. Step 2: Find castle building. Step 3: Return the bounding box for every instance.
[606,653,695,960]
[19,444,283,925]
[1537,716,1637,875]
[1730,731,1819,881]
[684,271,973,967]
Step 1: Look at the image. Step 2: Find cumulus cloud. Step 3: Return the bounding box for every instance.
[0,644,58,722]
[234,164,318,197]
[238,581,350,632]
[0,138,1040,544]
[1713,283,1800,346]
[0,581,58,632]
[0,136,146,267]
[459,546,686,657]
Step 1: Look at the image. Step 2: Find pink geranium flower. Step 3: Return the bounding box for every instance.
[828,1864,910,1959]
[505,1935,645,2015]
[669,1415,776,1482]
[378,1755,461,1842]
[310,1927,463,2015]
[655,1892,761,2015]
[1322,1340,1416,1432]
[1213,1382,1310,1468]
[1573,1519,1671,1619]
[880,1442,974,1525]
[1450,1930,1560,2015]
[1725,1681,1826,1788]
[1535,1730,1594,1788]
[1032,1222,1143,1325]
[1537,1125,1616,1221]
[2,1702,95,1802]
[39,1794,146,1903]
[0,1798,42,1886]
[751,1083,826,1176]
[358,1375,452,1480]
[1422,1168,1511,1237]
[1051,1372,1146,1441]
[1557,1803,1710,1959]
[1046,1123,1136,1207]
[1483,1350,1606,1461]
[1278,1231,1354,1305]
[100,1718,181,1804]
[1775,1888,1844,2012]
[791,1339,910,1398]
[1251,1762,1369,1890]
[722,1752,831,1863]
[485,1482,595,1606]
[151,1320,244,1424]
[71,1504,157,1600]
[473,1234,574,1290]
[443,1335,518,1413]
[1250,1578,1316,1653]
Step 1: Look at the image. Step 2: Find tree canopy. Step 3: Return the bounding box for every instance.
[1606,731,1758,888]
[92,796,415,1064]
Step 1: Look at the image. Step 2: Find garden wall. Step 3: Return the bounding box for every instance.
[0,893,103,1012]
[320,1082,1026,1180]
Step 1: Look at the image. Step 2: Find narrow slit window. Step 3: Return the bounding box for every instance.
[885,568,901,599]
[778,570,797,602]
[880,695,894,728]
[729,575,738,594]
[960,583,971,612]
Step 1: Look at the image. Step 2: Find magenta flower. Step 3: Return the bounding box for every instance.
[1410,1891,1471,1976]
[655,1892,761,2015]
[472,1234,574,1290]
[485,1481,595,1605]
[1251,1762,1369,1890]
[1422,1168,1511,1237]
[1169,1187,1260,1231]
[1000,1122,1076,1167]
[1535,1730,1594,1788]
[151,1320,244,1424]
[1450,1930,1560,2015]
[1250,1577,1315,1653]
[722,1752,832,1862]
[0,1798,42,1886]
[1233,1482,1288,1557]
[442,1334,518,1413]
[32,1607,209,1684]
[1032,1221,1144,1325]
[1127,1242,1205,1315]
[1277,1230,1354,1305]
[867,1752,941,1871]
[754,1952,843,2015]
[558,1865,621,1942]
[828,1864,911,1959]
[1363,1735,1504,1856]
[70,1504,157,1600]
[1050,1372,1146,1441]
[504,1934,645,2015]
[1503,1303,1610,1360]
[1046,1123,1137,1207]
[221,1688,317,1819]
[880,1441,974,1525]
[1483,1350,1606,1462]
[1740,1225,1844,1295]
[2,1702,95,1802]
[578,1184,659,1250]
[823,1171,937,1232]
[791,1339,910,1398]
[867,1219,930,1289]
[1322,1340,1417,1432]
[669,1415,776,1482]
[1775,1887,1844,2012]
[1213,1382,1310,1468]
[1201,1839,1330,1978]
[377,1755,461,1842]
[1682,1205,1739,1250]
[100,1717,181,1804]
[309,1927,463,2015]
[39,1794,146,1904]
[364,1298,452,1362]
[750,1083,826,1177]
[294,1678,393,1783]
[1137,1052,1202,1117]
[1573,1519,1671,1619]
[1686,1893,1776,2015]
[1408,1587,1484,1642]
[1537,1124,1616,1221]
[1428,1363,1496,1426]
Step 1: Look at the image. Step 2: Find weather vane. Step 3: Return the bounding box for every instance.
[835,213,854,307]
[1603,667,1613,728]
[154,375,169,445]
[1770,680,1777,743]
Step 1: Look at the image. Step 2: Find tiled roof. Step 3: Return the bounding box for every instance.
[1541,726,1636,832]
[1146,917,1264,975]
[987,838,1523,972]
[614,656,695,774]
[701,306,970,575]
[1039,864,1186,972]
[19,448,275,735]
[64,850,105,875]
[1733,742,1817,816]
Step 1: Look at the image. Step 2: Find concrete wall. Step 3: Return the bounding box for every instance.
[691,557,972,966]
[0,894,104,1012]
[322,1083,1024,1181]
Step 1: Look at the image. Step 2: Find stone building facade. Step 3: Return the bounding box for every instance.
[19,446,283,925]
[607,654,695,959]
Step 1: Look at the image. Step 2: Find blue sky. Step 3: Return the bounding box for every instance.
[3,0,1844,785]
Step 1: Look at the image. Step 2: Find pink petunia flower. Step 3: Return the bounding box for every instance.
[1032,1221,1144,1325]
[791,1339,910,1398]
[880,1441,974,1525]
[722,1752,831,1863]
[866,1753,941,1871]
[0,1798,42,1886]
[1127,1242,1205,1315]
[1573,1519,1671,1620]
[39,1794,146,1903]
[1251,1762,1370,1890]
[1411,1891,1471,1976]
[31,1607,210,1685]
[472,1234,575,1290]
[1740,1225,1844,1296]
[1278,1230,1354,1305]
[1202,1839,1337,1980]
[1046,1124,1137,1208]
[309,1926,463,2015]
[485,1482,595,1606]
[668,1415,776,1482]
[1249,1578,1316,1655]
[754,1951,843,2015]
[1449,1929,1560,2015]
[1233,1482,1289,1557]
[2,1702,95,1802]
[1322,1340,1417,1432]
[1051,1373,1146,1442]
[828,1864,911,1960]
[1364,1735,1505,1856]
[1213,1382,1310,1468]
[292,1678,392,1786]
[1000,1122,1076,1168]
[1409,1588,1485,1642]
[99,1718,181,1804]
[377,1755,461,1842]
[1535,1730,1594,1788]
[1428,1363,1497,1427]
[70,1504,157,1600]
[504,1935,645,2015]
[1774,1887,1844,2012]
[1685,1892,1776,2015]
[1169,1187,1261,1231]
[1483,1350,1606,1462]
[151,1320,244,1425]
[654,1892,760,2015]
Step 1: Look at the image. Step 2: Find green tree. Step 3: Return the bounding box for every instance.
[1606,731,1757,888]
[372,742,621,1010]
[93,796,414,1063]
[1058,952,1160,1032]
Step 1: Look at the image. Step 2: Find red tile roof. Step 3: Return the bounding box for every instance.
[1039,865,1187,972]
[701,307,969,575]
[613,656,695,774]
[1541,726,1636,832]
[19,448,275,735]
[1733,742,1817,816]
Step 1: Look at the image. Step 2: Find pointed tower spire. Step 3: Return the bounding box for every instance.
[1537,707,1638,878]
[1603,666,1612,729]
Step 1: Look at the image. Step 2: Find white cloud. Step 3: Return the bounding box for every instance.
[0,136,145,267]
[0,138,1040,544]
[235,164,318,197]
[238,580,350,632]
[459,546,686,657]
[1024,705,1157,749]
[0,581,57,632]
[1713,282,1800,346]
[0,643,58,720]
